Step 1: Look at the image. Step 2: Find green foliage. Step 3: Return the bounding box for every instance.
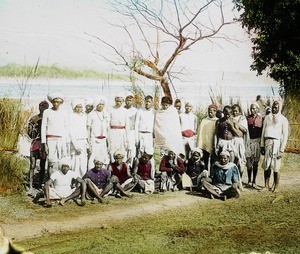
[0,63,126,80]
[234,0,300,95]
[0,152,29,192]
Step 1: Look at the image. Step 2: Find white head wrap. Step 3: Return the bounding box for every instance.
[47,92,64,102]
[113,150,124,159]
[85,97,94,106]
[250,102,260,109]
[94,96,106,108]
[220,151,230,158]
[71,99,85,110]
[93,156,104,164]
[115,92,124,100]
[192,147,203,157]
[59,157,71,168]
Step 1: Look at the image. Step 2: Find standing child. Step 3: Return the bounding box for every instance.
[27,100,49,193]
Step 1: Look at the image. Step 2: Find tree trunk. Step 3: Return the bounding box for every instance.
[160,80,172,101]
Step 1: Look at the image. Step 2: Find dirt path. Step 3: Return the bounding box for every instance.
[2,169,300,242]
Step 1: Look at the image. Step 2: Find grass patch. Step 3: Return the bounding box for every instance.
[17,187,300,254]
[6,153,298,254]
[0,63,127,80]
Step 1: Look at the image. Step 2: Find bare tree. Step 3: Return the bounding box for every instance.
[90,0,236,99]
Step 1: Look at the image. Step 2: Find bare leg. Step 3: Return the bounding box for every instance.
[202,180,226,201]
[273,172,280,192]
[59,188,81,206]
[39,158,47,187]
[86,179,107,203]
[29,156,37,193]
[260,168,271,191]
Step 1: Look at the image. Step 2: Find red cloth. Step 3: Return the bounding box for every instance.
[137,163,152,180]
[181,129,195,138]
[109,162,128,184]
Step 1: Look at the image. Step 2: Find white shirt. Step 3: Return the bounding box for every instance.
[50,170,79,193]
[179,112,198,132]
[261,113,289,152]
[87,110,110,138]
[41,108,69,143]
[109,106,129,127]
[125,106,137,130]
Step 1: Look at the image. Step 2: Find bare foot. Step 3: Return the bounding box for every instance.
[59,199,66,206]
[98,198,109,204]
[259,187,270,192]
[44,201,52,208]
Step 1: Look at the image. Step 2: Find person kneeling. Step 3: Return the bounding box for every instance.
[201,151,240,201]
[33,157,86,207]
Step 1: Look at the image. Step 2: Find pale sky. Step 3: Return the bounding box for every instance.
[0,0,278,91]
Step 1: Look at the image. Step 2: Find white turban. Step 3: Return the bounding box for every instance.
[94,96,106,108]
[113,150,124,158]
[85,97,94,106]
[220,151,230,158]
[93,156,104,165]
[71,99,85,110]
[59,157,71,168]
[47,92,64,102]
[192,147,203,157]
[250,102,259,109]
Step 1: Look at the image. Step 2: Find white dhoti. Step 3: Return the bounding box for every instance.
[262,139,282,172]
[47,137,67,174]
[88,137,110,169]
[49,186,75,199]
[70,139,88,178]
[108,128,127,161]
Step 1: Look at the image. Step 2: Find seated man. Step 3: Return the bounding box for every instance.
[84,157,132,202]
[185,147,208,189]
[33,158,86,207]
[107,151,135,192]
[159,150,186,191]
[132,153,155,194]
[201,151,240,201]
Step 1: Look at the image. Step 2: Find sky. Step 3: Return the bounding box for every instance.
[0,0,279,100]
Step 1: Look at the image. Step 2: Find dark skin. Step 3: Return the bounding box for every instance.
[44,164,86,207]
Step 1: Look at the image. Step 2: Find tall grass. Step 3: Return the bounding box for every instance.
[0,98,31,193]
[0,63,127,80]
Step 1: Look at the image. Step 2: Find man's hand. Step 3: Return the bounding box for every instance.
[260,147,265,155]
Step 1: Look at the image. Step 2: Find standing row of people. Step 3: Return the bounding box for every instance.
[28,92,288,204]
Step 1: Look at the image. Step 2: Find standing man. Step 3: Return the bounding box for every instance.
[124,92,137,167]
[108,94,130,162]
[260,100,289,192]
[135,95,155,157]
[41,92,69,176]
[27,100,49,193]
[246,102,263,188]
[197,104,218,172]
[69,99,90,177]
[179,101,198,159]
[87,97,110,169]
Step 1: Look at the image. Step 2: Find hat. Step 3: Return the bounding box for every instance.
[94,96,106,108]
[220,151,230,158]
[93,156,104,164]
[59,157,71,168]
[208,103,218,110]
[113,150,124,158]
[85,97,94,106]
[250,102,259,108]
[71,99,85,110]
[47,92,64,102]
[192,147,203,157]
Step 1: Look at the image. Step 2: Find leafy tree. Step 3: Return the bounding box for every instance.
[234,0,300,96]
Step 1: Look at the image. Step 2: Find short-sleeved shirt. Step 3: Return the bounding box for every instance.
[50,170,79,194]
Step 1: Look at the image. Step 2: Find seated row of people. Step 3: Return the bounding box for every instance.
[33,147,240,207]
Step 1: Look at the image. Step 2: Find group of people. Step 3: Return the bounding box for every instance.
[27,91,289,206]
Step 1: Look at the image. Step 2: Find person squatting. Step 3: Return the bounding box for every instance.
[29,92,289,206]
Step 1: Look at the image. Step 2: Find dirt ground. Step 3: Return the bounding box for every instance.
[2,156,300,243]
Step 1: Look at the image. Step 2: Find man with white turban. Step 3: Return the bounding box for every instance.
[108,94,130,162]
[41,92,69,175]
[201,151,240,200]
[69,99,89,177]
[260,99,289,192]
[179,101,198,159]
[87,96,110,169]
[33,157,87,207]
[124,92,138,167]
